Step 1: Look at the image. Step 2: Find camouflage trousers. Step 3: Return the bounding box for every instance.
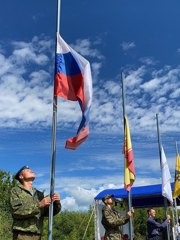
[104,231,122,240]
[13,230,41,240]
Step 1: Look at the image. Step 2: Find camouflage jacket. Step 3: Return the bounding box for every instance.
[10,184,61,234]
[101,206,129,240]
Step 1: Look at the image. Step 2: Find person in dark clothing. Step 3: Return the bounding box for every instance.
[146,208,170,240]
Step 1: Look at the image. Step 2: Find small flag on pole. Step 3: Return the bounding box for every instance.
[123,115,135,191]
[161,145,173,204]
[54,33,92,150]
[173,153,180,199]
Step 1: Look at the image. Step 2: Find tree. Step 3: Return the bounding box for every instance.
[0,170,17,239]
[42,210,94,239]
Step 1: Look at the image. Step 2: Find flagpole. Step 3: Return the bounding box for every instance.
[174,198,179,240]
[156,113,170,240]
[121,72,133,240]
[175,141,179,156]
[174,141,179,226]
[48,0,61,239]
[171,206,176,240]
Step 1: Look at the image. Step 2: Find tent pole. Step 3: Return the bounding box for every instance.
[82,206,94,240]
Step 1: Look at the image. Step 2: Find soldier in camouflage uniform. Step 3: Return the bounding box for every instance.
[10,166,61,240]
[101,194,133,240]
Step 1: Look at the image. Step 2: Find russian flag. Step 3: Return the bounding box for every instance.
[54,33,92,150]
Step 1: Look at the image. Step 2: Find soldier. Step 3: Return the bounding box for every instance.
[10,166,61,240]
[101,194,134,240]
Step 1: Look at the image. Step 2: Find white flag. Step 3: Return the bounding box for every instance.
[161,145,173,204]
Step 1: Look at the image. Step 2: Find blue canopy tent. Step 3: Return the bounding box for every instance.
[95,183,178,208]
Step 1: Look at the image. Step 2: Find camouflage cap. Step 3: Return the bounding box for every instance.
[15,166,30,180]
[102,194,114,203]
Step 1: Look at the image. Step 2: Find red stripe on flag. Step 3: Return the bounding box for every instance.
[54,73,85,108]
[65,127,89,150]
[127,149,135,174]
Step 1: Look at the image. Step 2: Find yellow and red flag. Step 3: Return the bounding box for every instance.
[173,153,180,199]
[123,115,135,191]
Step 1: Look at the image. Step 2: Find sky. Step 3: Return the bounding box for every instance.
[0,0,180,211]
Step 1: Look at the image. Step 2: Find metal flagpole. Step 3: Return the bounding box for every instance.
[48,0,61,239]
[156,114,170,240]
[174,198,179,226]
[174,198,179,239]
[175,141,179,156]
[121,72,133,240]
[175,141,179,224]
[171,206,176,240]
[173,141,180,240]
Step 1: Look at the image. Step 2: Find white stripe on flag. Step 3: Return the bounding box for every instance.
[161,145,173,204]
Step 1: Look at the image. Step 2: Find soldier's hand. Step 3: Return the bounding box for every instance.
[131,207,134,214]
[167,214,171,222]
[39,196,51,208]
[52,193,60,204]
[126,207,134,217]
[127,211,132,217]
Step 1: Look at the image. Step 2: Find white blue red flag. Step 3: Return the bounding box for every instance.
[54,33,92,150]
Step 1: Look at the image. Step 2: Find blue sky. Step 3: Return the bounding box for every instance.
[0,0,180,211]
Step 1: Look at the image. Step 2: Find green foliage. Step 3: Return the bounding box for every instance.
[0,170,15,212]
[133,206,174,239]
[133,208,147,237]
[0,212,12,240]
[42,210,94,240]
[0,170,17,239]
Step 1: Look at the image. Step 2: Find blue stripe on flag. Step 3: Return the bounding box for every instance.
[55,53,81,76]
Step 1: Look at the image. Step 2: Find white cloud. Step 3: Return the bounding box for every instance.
[139,57,157,65]
[71,38,104,60]
[0,45,4,54]
[35,170,164,211]
[0,36,179,135]
[0,53,16,76]
[91,62,103,82]
[104,81,120,95]
[61,197,78,211]
[12,47,49,66]
[0,73,52,127]
[124,66,145,88]
[170,88,180,98]
[121,41,136,51]
[140,78,160,91]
